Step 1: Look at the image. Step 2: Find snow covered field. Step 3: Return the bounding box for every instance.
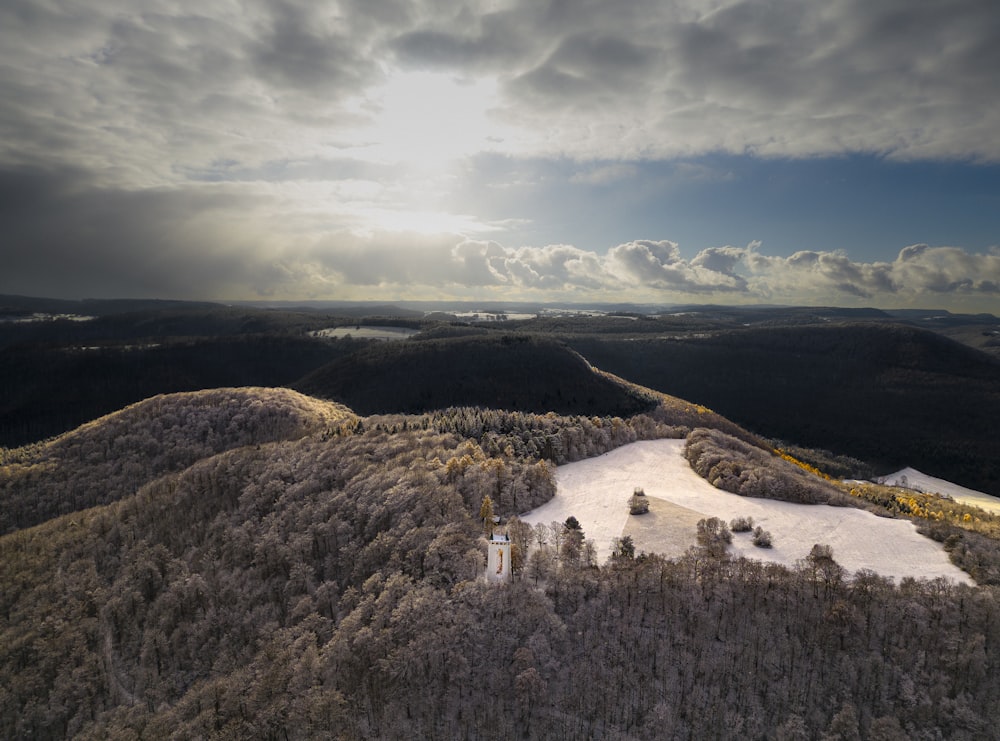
[879,467,1000,515]
[309,326,418,340]
[521,439,972,584]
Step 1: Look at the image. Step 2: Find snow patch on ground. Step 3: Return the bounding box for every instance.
[878,467,1000,515]
[521,440,972,584]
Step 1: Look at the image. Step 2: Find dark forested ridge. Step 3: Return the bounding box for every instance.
[0,303,375,447]
[295,334,656,418]
[3,384,1000,739]
[569,322,1000,496]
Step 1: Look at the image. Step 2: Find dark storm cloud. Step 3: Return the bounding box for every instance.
[0,166,280,299]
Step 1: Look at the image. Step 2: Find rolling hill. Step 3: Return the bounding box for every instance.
[294,334,657,418]
[0,387,354,533]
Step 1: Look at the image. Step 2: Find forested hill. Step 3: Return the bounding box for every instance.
[568,322,1000,496]
[0,387,355,533]
[294,334,656,417]
[3,386,1000,738]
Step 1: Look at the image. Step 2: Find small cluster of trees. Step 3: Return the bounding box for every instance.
[519,516,600,585]
[685,427,854,506]
[629,487,649,515]
[696,517,732,557]
[730,517,773,548]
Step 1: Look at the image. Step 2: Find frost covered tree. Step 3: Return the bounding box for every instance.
[629,487,649,515]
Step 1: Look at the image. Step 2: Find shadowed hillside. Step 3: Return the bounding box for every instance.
[295,334,657,418]
[0,335,358,447]
[568,323,1000,496]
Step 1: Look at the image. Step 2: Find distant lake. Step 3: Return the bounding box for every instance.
[310,326,419,341]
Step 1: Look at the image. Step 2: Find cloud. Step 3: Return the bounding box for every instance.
[569,163,639,186]
[741,243,1000,302]
[1,0,997,310]
[305,237,1000,305]
[402,0,1000,162]
[0,165,307,299]
[891,244,1000,295]
[608,240,748,293]
[2,162,997,308]
[248,2,380,93]
[391,9,532,72]
[4,0,998,190]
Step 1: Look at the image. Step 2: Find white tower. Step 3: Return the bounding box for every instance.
[486,532,511,582]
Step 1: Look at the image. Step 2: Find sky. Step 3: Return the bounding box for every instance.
[1,0,999,311]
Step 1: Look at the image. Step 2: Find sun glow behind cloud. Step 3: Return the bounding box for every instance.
[360,71,511,170]
[316,70,520,236]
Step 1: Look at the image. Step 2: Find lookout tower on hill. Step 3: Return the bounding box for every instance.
[487,532,511,583]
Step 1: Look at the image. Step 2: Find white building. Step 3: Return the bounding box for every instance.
[486,532,511,583]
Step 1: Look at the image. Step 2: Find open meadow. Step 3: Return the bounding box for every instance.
[523,439,972,584]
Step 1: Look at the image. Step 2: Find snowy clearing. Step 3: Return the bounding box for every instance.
[521,440,972,584]
[309,326,418,340]
[878,467,1000,515]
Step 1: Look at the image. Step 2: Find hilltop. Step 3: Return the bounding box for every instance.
[0,387,354,533]
[295,334,656,418]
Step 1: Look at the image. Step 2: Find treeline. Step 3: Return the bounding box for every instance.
[769,442,875,481]
[684,427,854,506]
[0,388,353,533]
[361,390,752,472]
[414,406,683,466]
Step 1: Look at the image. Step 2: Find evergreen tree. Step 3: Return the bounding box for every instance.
[479,494,495,536]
